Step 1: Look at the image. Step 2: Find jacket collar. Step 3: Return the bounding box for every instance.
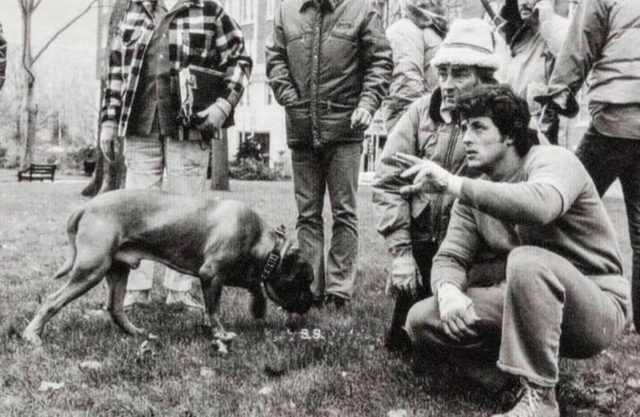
[428,88,445,125]
[300,0,341,12]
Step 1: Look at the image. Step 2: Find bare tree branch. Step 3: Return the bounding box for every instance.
[33,0,43,11]
[33,0,99,63]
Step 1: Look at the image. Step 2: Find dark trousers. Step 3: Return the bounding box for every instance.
[575,126,640,331]
[386,240,439,351]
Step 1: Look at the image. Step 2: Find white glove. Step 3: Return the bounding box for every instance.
[386,254,420,297]
[437,283,480,341]
[196,98,232,130]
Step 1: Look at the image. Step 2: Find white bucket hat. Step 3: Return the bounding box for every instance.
[431,18,500,70]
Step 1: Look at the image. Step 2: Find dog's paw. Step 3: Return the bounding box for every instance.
[22,330,43,347]
[214,331,237,342]
[212,339,229,355]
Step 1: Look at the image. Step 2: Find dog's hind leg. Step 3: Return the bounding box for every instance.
[248,283,267,319]
[105,261,146,336]
[22,261,111,346]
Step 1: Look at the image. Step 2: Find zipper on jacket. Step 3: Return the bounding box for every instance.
[431,124,459,242]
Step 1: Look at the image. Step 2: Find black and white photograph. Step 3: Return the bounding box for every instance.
[1,0,639,416]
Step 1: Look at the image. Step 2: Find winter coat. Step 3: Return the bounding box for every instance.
[546,0,640,113]
[496,0,568,118]
[265,0,392,149]
[372,90,469,251]
[383,6,445,133]
[100,0,252,139]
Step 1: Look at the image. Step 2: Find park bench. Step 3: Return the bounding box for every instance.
[17,163,57,182]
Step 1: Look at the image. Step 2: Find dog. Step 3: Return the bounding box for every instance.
[23,189,315,348]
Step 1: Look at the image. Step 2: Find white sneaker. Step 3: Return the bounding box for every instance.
[165,291,204,311]
[492,378,559,417]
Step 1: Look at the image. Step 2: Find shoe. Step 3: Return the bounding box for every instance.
[491,378,559,417]
[324,294,349,309]
[123,290,151,309]
[165,290,204,311]
[383,326,413,353]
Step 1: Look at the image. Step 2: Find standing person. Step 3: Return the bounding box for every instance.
[496,0,568,143]
[0,22,6,91]
[100,0,252,309]
[399,84,629,416]
[373,19,501,351]
[536,0,640,332]
[383,0,446,133]
[265,0,392,308]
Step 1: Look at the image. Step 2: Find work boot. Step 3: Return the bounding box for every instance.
[123,290,151,309]
[165,290,204,311]
[492,378,559,417]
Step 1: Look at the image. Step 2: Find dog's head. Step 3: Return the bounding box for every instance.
[264,238,314,315]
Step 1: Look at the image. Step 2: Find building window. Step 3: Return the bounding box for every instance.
[240,0,255,23]
[238,132,270,165]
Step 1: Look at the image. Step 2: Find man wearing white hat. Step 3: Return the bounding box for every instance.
[373,18,503,352]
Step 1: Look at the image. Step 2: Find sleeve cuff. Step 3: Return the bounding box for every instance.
[215,98,233,117]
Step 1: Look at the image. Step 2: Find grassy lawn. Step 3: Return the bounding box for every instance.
[1,175,639,416]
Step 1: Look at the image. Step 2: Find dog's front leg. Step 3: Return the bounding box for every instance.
[201,275,236,352]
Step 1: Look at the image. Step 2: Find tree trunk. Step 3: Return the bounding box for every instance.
[19,1,36,170]
[210,129,229,190]
[82,0,129,197]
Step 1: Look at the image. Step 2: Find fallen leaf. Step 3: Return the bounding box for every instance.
[387,410,408,417]
[79,360,102,371]
[627,378,640,390]
[38,381,65,392]
[258,386,273,395]
[200,367,215,379]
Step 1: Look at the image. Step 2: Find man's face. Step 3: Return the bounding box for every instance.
[437,65,481,112]
[518,0,541,20]
[461,116,510,171]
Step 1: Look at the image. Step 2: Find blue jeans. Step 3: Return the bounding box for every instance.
[576,127,640,329]
[405,246,628,387]
[291,142,362,300]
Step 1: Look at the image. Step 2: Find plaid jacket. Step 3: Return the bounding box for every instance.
[0,23,6,91]
[101,0,252,138]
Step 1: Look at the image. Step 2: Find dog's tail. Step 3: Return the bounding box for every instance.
[53,206,85,279]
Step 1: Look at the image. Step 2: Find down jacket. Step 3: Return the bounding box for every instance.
[372,90,469,252]
[545,0,640,114]
[266,0,392,149]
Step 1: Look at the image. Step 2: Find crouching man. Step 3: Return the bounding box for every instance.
[396,84,629,417]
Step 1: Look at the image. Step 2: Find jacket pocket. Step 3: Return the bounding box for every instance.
[181,31,215,65]
[285,100,312,145]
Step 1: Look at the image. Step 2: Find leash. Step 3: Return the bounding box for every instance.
[260,225,289,283]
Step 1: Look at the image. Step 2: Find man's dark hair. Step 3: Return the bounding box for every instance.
[454,84,539,157]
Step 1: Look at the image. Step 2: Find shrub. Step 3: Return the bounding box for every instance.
[229,158,280,181]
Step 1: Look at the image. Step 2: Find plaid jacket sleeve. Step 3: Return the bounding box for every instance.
[100,37,124,128]
[0,23,7,91]
[214,8,253,108]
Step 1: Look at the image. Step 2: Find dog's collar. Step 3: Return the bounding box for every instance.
[260,225,290,283]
